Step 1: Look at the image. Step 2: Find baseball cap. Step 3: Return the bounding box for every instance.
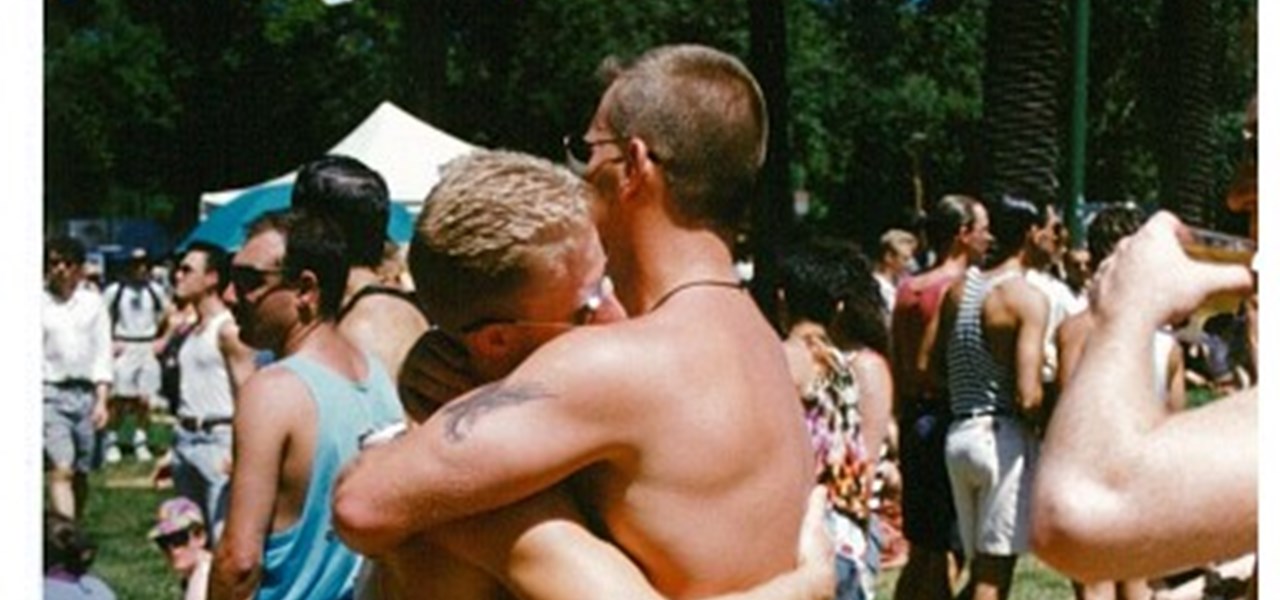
[147,497,204,540]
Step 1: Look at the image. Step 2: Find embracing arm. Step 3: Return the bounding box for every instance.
[208,373,295,600]
[333,344,622,557]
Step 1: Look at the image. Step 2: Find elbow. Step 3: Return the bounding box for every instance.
[331,474,401,557]
[211,543,262,597]
[1030,473,1114,583]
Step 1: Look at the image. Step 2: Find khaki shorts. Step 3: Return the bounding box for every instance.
[944,414,1038,557]
[44,383,97,473]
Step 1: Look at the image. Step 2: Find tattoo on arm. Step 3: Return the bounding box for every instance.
[440,382,551,443]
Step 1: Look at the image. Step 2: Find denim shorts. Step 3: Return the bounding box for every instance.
[43,383,97,473]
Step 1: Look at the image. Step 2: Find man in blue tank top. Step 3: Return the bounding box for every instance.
[209,210,404,600]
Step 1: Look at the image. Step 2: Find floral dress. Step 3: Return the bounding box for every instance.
[797,333,876,598]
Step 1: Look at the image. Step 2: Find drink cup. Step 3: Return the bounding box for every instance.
[1179,226,1257,332]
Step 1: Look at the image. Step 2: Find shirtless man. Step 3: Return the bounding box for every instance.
[1032,212,1255,583]
[334,44,815,597]
[210,211,404,600]
[290,155,430,401]
[890,194,990,600]
[932,195,1050,600]
[356,150,831,600]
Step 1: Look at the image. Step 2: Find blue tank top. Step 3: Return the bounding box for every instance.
[257,352,404,600]
[946,268,1021,416]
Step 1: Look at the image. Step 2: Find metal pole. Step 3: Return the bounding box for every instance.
[1066,0,1090,247]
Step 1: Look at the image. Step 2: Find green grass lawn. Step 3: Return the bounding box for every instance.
[74,456,1078,599]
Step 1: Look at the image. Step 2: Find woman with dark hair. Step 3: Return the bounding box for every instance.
[44,511,116,599]
[775,238,895,600]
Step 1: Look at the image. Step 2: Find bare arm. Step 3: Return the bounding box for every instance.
[209,371,296,600]
[850,350,892,486]
[434,486,834,600]
[1164,337,1186,413]
[217,320,258,394]
[1010,283,1048,423]
[1031,212,1256,582]
[333,337,626,556]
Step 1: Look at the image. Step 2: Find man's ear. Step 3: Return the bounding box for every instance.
[620,137,655,197]
[465,326,516,361]
[295,269,322,316]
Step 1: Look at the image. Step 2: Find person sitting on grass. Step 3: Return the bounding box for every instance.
[150,497,213,600]
[44,511,117,600]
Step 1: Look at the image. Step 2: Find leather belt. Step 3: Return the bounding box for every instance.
[951,407,1014,421]
[178,416,234,432]
[114,335,158,342]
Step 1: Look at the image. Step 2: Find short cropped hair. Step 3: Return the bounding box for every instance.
[184,241,231,294]
[409,150,596,332]
[925,194,980,255]
[46,235,87,265]
[1086,203,1145,270]
[988,194,1044,263]
[598,44,767,232]
[291,155,391,269]
[879,229,919,261]
[245,209,350,319]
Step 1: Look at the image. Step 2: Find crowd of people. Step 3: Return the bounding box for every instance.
[41,43,1257,600]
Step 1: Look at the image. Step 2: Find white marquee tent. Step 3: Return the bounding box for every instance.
[199,101,475,216]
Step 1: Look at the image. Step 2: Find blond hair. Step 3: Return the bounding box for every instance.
[879,228,918,260]
[409,150,596,330]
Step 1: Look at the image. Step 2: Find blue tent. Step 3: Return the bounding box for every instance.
[179,184,415,252]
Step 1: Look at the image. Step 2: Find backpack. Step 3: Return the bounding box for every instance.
[107,281,164,326]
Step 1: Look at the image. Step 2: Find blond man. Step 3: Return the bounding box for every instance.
[336,45,817,597]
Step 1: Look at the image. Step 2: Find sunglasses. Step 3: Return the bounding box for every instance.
[46,256,78,269]
[228,265,283,297]
[458,274,614,334]
[562,134,662,176]
[154,529,192,550]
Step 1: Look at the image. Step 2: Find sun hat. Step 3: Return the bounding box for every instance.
[147,497,204,540]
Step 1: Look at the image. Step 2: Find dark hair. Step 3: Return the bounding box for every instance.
[184,241,231,294]
[1086,203,1145,270]
[598,45,766,234]
[46,236,87,265]
[246,209,350,319]
[987,194,1043,263]
[44,511,97,576]
[777,239,889,356]
[925,194,979,255]
[291,155,390,269]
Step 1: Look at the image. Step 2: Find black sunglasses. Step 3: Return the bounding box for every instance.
[229,265,283,297]
[154,529,192,550]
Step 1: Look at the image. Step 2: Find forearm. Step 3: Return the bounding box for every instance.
[208,544,262,600]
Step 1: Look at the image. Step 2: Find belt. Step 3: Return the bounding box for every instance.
[951,407,1014,421]
[177,415,234,432]
[47,379,97,391]
[114,335,157,342]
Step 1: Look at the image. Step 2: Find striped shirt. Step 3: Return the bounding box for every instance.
[946,268,1022,417]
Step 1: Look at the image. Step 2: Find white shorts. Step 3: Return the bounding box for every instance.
[944,414,1038,557]
[113,340,160,399]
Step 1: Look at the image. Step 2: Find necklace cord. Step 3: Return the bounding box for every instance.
[648,279,744,313]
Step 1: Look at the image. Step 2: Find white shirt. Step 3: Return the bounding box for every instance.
[874,272,897,315]
[104,280,167,339]
[43,286,113,384]
[1025,269,1087,384]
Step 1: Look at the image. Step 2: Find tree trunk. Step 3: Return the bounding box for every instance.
[747,0,792,315]
[1155,0,1216,228]
[980,0,1066,209]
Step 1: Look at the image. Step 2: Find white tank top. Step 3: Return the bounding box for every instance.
[177,309,235,419]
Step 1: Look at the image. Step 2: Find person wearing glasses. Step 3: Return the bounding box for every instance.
[150,497,213,600]
[209,210,405,600]
[169,241,257,546]
[344,150,830,600]
[335,44,818,598]
[43,236,113,521]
